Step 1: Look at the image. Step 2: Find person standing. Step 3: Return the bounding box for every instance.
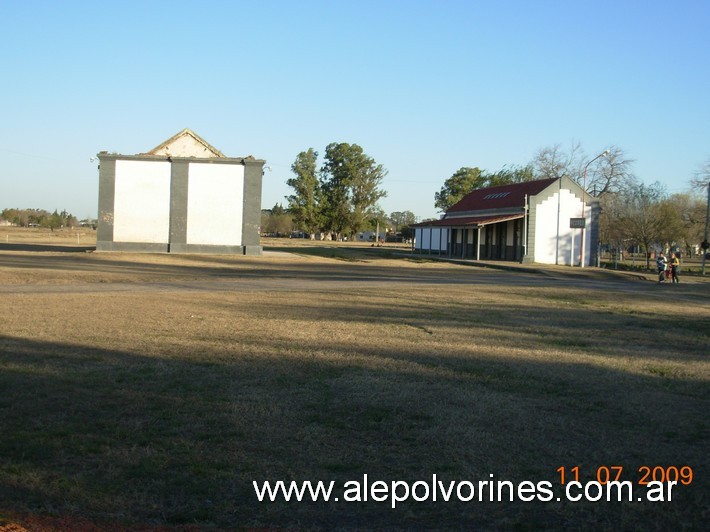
[656,252,667,283]
[670,252,680,283]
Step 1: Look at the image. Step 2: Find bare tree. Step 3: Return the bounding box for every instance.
[614,182,667,269]
[656,197,688,252]
[588,145,636,196]
[533,143,636,196]
[668,193,707,256]
[597,192,629,259]
[533,141,585,180]
[690,157,710,190]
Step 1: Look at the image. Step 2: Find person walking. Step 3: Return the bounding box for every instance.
[670,252,680,283]
[656,252,667,283]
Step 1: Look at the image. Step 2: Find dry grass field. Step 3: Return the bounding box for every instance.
[0,226,97,248]
[0,231,708,530]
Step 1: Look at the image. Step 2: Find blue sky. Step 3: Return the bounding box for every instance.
[1,0,708,221]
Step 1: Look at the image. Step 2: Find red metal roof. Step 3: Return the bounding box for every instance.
[446,178,558,213]
[415,213,524,227]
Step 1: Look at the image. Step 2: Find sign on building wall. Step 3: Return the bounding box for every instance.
[569,217,586,229]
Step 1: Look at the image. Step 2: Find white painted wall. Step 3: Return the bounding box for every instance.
[153,136,218,158]
[535,189,590,265]
[431,227,440,250]
[187,163,244,246]
[113,160,171,243]
[421,227,430,249]
[413,227,461,253]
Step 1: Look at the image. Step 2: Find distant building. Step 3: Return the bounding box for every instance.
[355,230,387,242]
[413,177,600,266]
[96,129,264,255]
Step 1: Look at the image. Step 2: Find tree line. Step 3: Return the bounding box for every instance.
[433,143,636,212]
[1,208,81,230]
[282,140,709,258]
[262,202,417,241]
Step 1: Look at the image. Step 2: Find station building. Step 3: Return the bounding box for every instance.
[413,177,600,266]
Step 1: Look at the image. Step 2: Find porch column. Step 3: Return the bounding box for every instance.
[476,226,481,260]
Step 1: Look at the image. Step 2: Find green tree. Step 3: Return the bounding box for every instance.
[17,210,29,227]
[400,225,414,240]
[271,203,286,216]
[65,214,78,228]
[350,157,388,235]
[368,206,389,242]
[390,211,417,231]
[47,210,63,231]
[320,146,352,236]
[390,211,417,242]
[320,142,387,237]
[260,206,294,236]
[434,167,487,211]
[1,208,19,224]
[28,209,49,227]
[59,209,78,229]
[287,149,322,235]
[487,164,536,187]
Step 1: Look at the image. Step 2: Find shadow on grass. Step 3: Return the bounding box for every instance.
[1,327,707,530]
[0,243,96,253]
[0,251,514,287]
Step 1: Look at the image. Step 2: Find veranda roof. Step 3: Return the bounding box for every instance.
[415,213,524,228]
